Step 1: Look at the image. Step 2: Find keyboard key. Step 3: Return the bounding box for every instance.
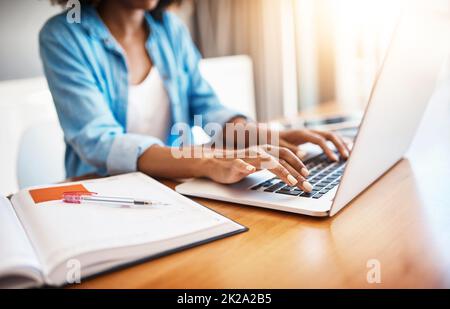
[277,190,301,196]
[257,179,277,188]
[251,183,264,190]
[277,187,291,192]
[251,178,277,190]
[283,185,296,190]
[313,174,325,180]
[300,192,314,198]
[264,182,286,192]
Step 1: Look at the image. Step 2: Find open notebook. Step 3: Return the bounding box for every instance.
[0,173,246,288]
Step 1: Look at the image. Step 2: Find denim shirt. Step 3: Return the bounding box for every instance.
[39,6,242,178]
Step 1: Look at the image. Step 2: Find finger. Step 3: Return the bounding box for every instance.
[232,159,257,174]
[335,134,351,159]
[277,147,309,177]
[279,139,304,159]
[266,157,299,187]
[328,131,350,157]
[304,132,339,161]
[261,145,309,177]
[248,149,311,190]
[241,147,272,169]
[319,131,349,159]
[279,159,313,192]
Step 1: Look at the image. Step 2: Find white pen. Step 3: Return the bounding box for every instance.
[62,192,169,206]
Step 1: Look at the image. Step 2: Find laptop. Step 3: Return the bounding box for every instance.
[176,4,449,217]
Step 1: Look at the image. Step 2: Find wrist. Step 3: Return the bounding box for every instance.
[191,157,213,178]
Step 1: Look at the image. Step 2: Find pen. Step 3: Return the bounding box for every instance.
[62,191,169,206]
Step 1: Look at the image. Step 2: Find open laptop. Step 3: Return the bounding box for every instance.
[176,4,449,217]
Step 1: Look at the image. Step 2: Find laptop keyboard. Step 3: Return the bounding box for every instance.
[250,153,346,199]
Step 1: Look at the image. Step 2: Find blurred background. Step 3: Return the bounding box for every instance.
[1,0,449,117]
[0,0,449,194]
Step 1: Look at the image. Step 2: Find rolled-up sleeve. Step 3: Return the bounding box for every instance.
[39,21,163,176]
[171,14,247,128]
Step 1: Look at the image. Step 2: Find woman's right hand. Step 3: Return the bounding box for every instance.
[199,145,313,192]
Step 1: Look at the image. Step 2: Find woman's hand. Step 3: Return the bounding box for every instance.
[222,117,351,162]
[138,126,351,193]
[279,129,351,161]
[199,145,313,192]
[138,144,311,191]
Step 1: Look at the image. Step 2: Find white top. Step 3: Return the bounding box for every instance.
[127,68,170,143]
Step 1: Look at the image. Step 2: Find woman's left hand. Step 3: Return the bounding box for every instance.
[279,129,351,162]
[223,117,351,161]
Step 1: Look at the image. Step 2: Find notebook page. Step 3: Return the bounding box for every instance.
[11,173,237,278]
[0,196,43,287]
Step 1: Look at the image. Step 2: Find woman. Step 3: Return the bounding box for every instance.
[40,0,349,192]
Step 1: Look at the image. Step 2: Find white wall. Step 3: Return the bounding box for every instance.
[0,0,60,81]
[0,1,195,82]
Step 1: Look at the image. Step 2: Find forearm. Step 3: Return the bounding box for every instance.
[137,145,210,180]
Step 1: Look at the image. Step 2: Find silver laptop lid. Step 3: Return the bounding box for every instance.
[330,1,450,216]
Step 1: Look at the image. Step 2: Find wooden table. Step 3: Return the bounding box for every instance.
[75,92,450,288]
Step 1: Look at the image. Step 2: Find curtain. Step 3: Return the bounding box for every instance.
[187,0,447,120]
[192,0,293,121]
[190,0,338,121]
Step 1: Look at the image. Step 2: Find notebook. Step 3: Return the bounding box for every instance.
[0,173,247,288]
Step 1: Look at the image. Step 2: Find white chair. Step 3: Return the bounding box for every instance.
[0,77,63,194]
[0,55,256,193]
[194,55,256,144]
[200,55,256,119]
[17,121,66,189]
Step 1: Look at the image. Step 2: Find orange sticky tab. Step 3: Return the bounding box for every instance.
[29,184,89,204]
